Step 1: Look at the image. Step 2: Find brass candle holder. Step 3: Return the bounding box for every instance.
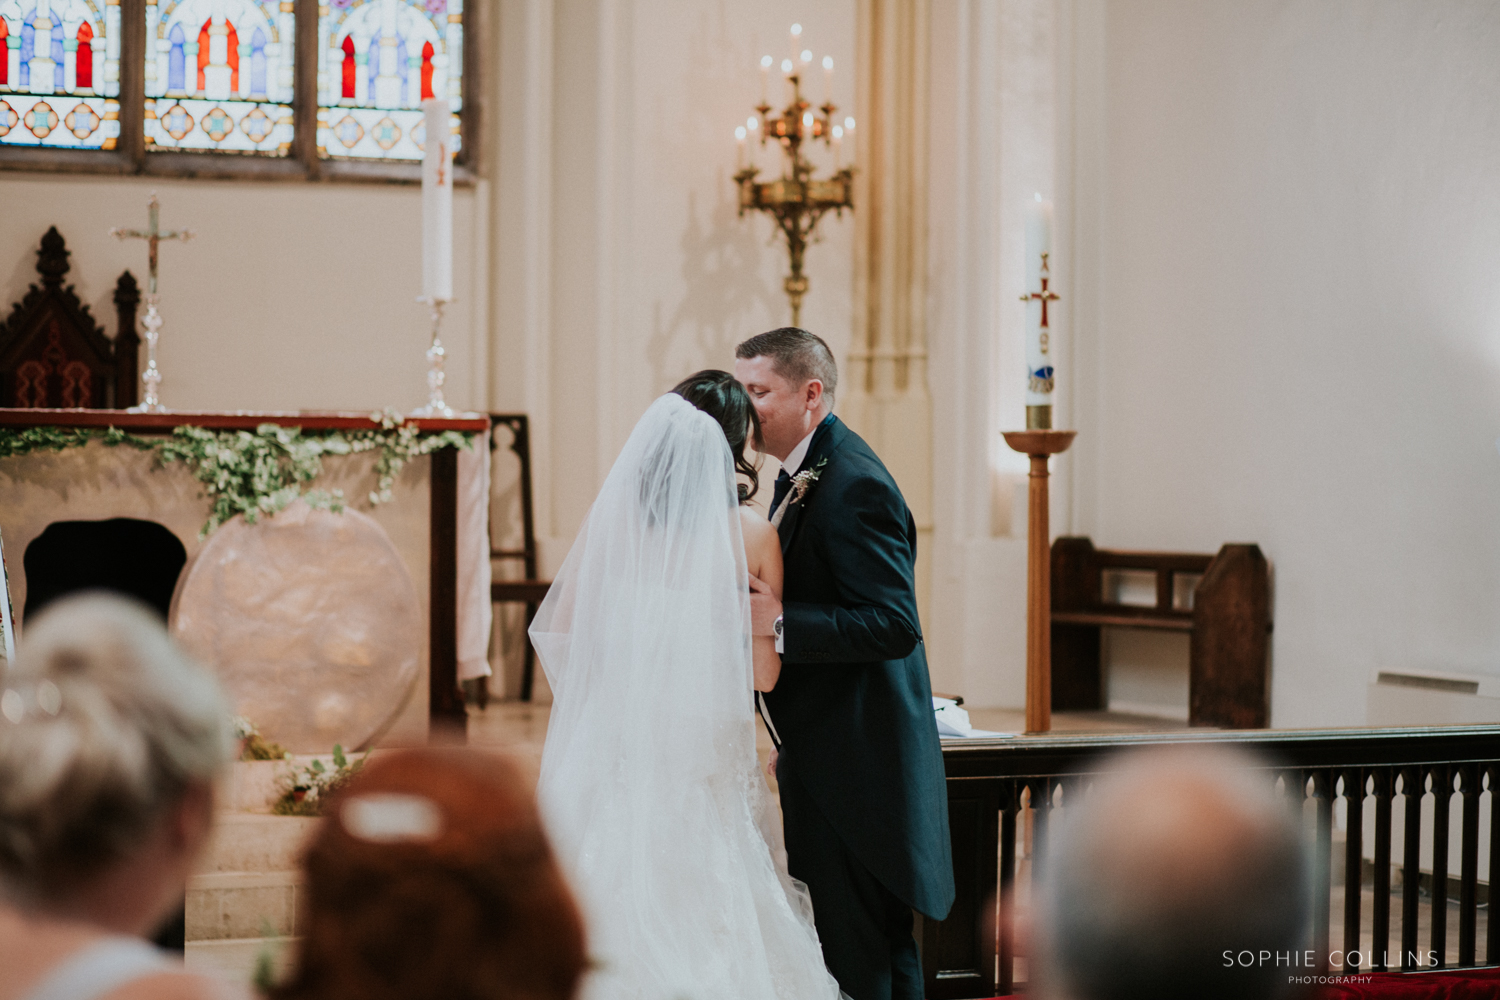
[735,67,854,326]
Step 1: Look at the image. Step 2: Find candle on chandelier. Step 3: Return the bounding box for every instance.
[760,55,773,103]
[832,123,843,166]
[422,97,453,302]
[1023,193,1056,412]
[822,55,833,103]
[736,126,747,169]
[790,23,802,63]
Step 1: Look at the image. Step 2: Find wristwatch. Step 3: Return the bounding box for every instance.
[773,614,784,654]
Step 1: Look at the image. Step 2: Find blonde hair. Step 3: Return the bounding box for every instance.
[0,593,233,902]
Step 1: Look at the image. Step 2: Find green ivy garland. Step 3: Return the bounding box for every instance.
[0,410,476,536]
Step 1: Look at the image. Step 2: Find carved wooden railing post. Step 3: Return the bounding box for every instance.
[1457,762,1480,965]
[1430,764,1453,967]
[1342,767,1365,965]
[1401,766,1425,969]
[1372,767,1393,971]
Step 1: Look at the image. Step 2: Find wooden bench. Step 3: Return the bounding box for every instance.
[1051,536,1271,728]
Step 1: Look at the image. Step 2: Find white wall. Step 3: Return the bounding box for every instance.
[492,0,858,559]
[0,175,487,415]
[1067,0,1500,725]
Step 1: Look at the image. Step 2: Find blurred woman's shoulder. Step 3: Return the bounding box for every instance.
[108,970,250,1000]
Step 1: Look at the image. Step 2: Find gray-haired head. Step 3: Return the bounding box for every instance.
[734,327,838,408]
[1034,746,1310,1000]
[0,592,233,904]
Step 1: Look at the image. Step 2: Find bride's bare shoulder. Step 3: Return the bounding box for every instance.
[738,504,776,546]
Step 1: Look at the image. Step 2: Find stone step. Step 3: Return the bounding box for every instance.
[186,870,305,941]
[221,760,287,814]
[185,935,299,990]
[196,813,320,876]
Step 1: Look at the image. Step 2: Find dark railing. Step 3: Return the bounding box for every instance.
[920,726,1500,999]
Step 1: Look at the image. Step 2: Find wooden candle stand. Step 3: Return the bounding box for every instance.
[1001,429,1076,733]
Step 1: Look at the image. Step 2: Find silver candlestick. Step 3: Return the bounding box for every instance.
[411,297,455,418]
[127,295,166,413]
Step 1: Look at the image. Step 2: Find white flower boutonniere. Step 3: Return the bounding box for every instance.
[771,456,829,528]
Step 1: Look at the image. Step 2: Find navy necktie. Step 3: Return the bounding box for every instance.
[770,468,792,520]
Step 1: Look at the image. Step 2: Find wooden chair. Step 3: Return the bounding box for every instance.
[1050,536,1271,728]
[1,227,141,409]
[488,414,551,702]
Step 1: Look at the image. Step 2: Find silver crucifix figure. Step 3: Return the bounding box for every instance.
[110,193,193,413]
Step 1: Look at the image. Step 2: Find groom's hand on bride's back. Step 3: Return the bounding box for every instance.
[749,574,781,635]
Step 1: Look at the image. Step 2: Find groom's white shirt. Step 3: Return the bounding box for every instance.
[771,426,817,658]
[762,419,822,734]
[760,425,819,744]
[782,426,817,478]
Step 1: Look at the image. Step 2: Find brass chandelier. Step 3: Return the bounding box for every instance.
[734,28,854,327]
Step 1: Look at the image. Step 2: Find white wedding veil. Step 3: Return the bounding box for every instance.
[530,393,839,1000]
[531,392,752,782]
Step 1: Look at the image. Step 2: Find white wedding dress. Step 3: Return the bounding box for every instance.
[531,394,842,1000]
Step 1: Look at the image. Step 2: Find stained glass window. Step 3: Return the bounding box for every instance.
[316,0,461,162]
[144,0,293,155]
[0,0,121,150]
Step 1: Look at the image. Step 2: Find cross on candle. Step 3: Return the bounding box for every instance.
[1021,251,1060,336]
[110,193,194,296]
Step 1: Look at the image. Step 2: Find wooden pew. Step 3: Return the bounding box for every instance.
[1051,536,1271,728]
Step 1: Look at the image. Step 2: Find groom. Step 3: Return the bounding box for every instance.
[735,328,954,1000]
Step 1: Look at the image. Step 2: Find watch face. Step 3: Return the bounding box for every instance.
[774,617,784,637]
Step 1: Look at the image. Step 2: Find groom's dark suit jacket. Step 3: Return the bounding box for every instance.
[762,414,955,920]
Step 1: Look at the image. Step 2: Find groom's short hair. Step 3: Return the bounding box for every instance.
[736,328,838,407]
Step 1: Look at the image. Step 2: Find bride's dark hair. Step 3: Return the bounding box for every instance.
[671,370,761,504]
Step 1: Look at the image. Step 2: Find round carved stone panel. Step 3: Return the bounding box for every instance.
[170,501,421,754]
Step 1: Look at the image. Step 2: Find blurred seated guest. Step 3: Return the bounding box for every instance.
[0,593,239,1000]
[1033,746,1310,1000]
[273,749,586,1000]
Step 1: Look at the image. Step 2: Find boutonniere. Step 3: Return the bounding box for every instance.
[772,456,829,528]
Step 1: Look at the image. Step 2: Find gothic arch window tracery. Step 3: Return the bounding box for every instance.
[317,0,461,161]
[0,1,117,149]
[0,0,473,177]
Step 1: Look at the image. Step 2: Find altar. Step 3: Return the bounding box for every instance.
[0,407,491,745]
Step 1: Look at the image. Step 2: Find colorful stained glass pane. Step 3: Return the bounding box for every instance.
[0,0,120,150]
[144,0,292,156]
[317,0,462,162]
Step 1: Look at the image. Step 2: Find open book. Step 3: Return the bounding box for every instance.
[933,696,1013,739]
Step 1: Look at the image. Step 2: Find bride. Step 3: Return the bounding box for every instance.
[531,371,842,1000]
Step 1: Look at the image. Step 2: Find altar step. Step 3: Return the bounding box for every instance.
[185,936,298,985]
[187,807,318,985]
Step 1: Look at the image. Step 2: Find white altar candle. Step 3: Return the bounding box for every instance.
[1023,193,1056,406]
[422,98,453,302]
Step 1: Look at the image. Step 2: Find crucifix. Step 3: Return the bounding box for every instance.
[1021,251,1061,333]
[110,194,194,412]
